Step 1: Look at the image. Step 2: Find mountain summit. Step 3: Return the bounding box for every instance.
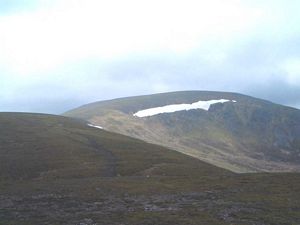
[64,91,300,172]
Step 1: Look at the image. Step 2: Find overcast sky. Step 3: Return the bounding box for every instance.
[0,0,300,113]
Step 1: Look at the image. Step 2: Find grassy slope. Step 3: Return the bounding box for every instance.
[0,112,300,225]
[64,91,300,173]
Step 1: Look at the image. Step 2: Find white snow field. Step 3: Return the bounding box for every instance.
[133,99,236,117]
[87,124,103,129]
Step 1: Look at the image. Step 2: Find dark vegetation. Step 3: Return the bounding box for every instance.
[0,113,299,224]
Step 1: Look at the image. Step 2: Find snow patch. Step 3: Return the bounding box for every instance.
[88,124,103,129]
[133,99,236,117]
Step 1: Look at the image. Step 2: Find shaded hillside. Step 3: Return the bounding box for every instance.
[1,112,299,225]
[0,112,228,181]
[64,91,300,172]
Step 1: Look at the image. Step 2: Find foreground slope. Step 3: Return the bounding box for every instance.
[0,113,228,180]
[64,91,300,172]
[1,112,300,225]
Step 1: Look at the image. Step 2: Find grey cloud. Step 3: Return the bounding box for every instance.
[2,36,300,114]
[0,97,83,114]
[0,84,84,114]
[1,1,300,113]
[245,78,300,109]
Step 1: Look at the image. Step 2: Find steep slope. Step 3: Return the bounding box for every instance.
[64,91,300,172]
[1,112,300,225]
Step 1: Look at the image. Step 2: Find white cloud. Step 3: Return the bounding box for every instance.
[280,58,300,85]
[0,0,264,75]
[0,0,300,112]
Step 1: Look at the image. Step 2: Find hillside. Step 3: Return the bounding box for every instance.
[0,112,228,180]
[64,91,300,172]
[1,112,300,225]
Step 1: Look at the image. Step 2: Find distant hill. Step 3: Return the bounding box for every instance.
[1,112,300,225]
[64,90,300,172]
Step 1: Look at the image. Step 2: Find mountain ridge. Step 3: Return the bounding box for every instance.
[70,90,286,110]
[64,90,300,173]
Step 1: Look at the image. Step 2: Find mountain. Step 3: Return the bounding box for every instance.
[64,91,300,173]
[1,112,300,225]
